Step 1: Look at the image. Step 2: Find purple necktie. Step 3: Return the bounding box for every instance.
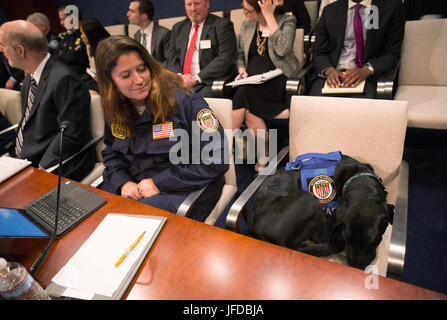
[353,4,364,68]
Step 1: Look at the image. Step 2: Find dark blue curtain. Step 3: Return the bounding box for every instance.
[53,0,242,26]
[0,8,6,24]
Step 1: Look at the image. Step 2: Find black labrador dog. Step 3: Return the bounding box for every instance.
[247,155,394,269]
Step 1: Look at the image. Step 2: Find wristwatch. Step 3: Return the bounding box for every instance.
[365,63,374,75]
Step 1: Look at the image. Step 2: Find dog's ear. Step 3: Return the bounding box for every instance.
[364,162,374,172]
[385,204,394,225]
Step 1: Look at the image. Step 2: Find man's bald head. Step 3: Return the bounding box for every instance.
[1,20,48,53]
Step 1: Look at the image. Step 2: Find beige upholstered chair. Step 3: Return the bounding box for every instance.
[230,8,244,35]
[127,24,139,38]
[381,18,447,130]
[227,96,409,278]
[0,88,22,129]
[157,16,186,30]
[104,24,127,36]
[45,95,105,185]
[304,0,319,30]
[177,98,237,225]
[273,28,305,119]
[80,95,105,186]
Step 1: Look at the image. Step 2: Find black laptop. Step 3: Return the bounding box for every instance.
[0,180,106,238]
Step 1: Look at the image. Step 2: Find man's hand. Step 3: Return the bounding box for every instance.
[341,67,372,87]
[324,67,344,88]
[121,181,143,200]
[5,79,15,90]
[180,74,196,88]
[137,178,160,198]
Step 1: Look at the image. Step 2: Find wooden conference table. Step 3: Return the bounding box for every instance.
[0,167,445,300]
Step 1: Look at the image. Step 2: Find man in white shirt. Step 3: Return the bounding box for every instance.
[309,0,405,98]
[127,0,171,65]
[0,20,95,181]
[167,0,237,97]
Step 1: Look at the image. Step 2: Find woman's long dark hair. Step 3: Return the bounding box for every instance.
[80,19,110,57]
[243,0,285,15]
[95,35,188,134]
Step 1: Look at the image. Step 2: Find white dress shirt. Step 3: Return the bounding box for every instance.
[32,53,51,85]
[186,20,205,79]
[337,0,373,71]
[140,22,154,54]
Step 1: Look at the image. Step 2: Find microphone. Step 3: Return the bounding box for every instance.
[29,120,70,276]
[60,120,71,131]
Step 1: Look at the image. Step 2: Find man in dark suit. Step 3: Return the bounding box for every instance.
[0,112,15,155]
[27,12,60,55]
[167,0,237,98]
[0,20,95,181]
[57,5,89,77]
[309,0,405,98]
[127,0,171,65]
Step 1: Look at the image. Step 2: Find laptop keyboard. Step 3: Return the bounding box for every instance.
[25,189,89,234]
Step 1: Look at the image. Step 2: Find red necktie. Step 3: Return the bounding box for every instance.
[183,23,199,75]
[353,4,364,68]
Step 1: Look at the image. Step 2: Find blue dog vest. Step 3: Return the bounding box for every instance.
[285,151,342,216]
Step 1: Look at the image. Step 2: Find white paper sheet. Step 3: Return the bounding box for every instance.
[51,214,165,298]
[0,156,31,183]
[226,68,283,87]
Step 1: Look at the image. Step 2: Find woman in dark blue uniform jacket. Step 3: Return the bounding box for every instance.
[95,36,228,222]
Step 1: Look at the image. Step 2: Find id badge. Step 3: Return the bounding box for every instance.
[200,40,211,49]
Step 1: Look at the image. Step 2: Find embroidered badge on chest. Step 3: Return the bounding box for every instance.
[111,123,128,139]
[308,175,337,204]
[197,109,219,134]
[153,122,174,139]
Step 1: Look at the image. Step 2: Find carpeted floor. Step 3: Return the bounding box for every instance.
[401,128,447,295]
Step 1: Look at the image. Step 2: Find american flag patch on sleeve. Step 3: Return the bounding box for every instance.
[153,122,174,139]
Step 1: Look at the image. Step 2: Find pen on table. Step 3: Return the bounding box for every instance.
[115,231,146,267]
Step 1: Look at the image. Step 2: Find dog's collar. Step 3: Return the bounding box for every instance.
[342,172,382,195]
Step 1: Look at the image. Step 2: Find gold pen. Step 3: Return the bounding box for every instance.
[115,231,146,267]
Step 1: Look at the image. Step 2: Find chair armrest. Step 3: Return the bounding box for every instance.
[225,146,289,232]
[286,63,313,102]
[376,60,400,100]
[211,72,238,98]
[211,80,226,98]
[45,135,104,173]
[176,185,208,217]
[387,160,408,279]
[0,123,18,136]
[303,31,315,63]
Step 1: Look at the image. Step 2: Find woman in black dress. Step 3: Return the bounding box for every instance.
[233,0,300,170]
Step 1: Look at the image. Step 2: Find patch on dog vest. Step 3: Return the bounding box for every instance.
[308,175,337,203]
[286,151,342,216]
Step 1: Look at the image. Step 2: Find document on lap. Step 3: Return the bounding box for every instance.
[226,68,284,87]
[46,213,167,300]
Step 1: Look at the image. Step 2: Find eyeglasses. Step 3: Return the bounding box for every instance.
[241,2,256,14]
[242,7,256,14]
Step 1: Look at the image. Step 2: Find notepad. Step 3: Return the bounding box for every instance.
[46,213,167,300]
[322,79,366,94]
[0,156,31,184]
